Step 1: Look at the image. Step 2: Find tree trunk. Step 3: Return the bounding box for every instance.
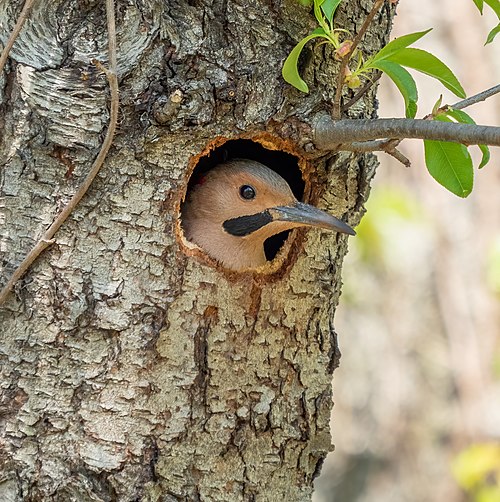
[0,1,393,500]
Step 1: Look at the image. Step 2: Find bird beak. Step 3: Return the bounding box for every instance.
[270,202,356,236]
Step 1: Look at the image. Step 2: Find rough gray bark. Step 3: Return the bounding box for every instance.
[0,1,393,500]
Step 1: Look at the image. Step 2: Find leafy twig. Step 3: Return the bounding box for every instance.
[342,70,382,112]
[332,0,385,119]
[0,0,119,305]
[0,0,36,75]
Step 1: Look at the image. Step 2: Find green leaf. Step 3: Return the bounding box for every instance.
[478,143,492,168]
[320,0,342,21]
[296,0,313,5]
[282,29,328,93]
[444,108,491,168]
[486,22,500,43]
[473,0,484,13]
[482,0,500,43]
[387,48,466,98]
[369,29,432,64]
[484,0,500,18]
[371,60,418,118]
[444,108,474,123]
[424,139,473,197]
[313,0,330,32]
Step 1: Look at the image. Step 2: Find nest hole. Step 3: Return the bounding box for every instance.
[182,138,305,263]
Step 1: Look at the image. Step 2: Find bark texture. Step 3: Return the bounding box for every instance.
[0,1,393,500]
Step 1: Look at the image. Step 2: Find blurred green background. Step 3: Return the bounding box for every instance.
[314,1,500,501]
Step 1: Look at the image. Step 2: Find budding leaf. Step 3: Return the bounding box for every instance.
[424,139,473,197]
[282,29,327,93]
[387,48,466,98]
[371,60,418,118]
[431,95,443,116]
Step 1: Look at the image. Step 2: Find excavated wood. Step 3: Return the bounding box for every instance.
[0,0,392,500]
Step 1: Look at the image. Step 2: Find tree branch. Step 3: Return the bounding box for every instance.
[314,115,500,150]
[450,83,500,111]
[0,0,36,75]
[0,0,119,305]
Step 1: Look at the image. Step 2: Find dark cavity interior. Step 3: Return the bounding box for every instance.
[184,139,305,262]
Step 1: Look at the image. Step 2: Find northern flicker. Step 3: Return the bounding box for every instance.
[182,159,355,271]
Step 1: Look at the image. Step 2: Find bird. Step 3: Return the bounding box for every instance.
[181,159,355,271]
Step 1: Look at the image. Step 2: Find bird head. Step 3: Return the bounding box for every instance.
[182,159,355,271]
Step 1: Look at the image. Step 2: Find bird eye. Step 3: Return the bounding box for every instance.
[239,185,256,200]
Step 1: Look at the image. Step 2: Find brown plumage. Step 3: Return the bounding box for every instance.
[182,159,355,271]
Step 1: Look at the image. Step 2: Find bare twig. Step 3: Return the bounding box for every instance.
[342,138,401,152]
[449,83,500,110]
[385,147,411,167]
[0,0,119,305]
[342,70,382,112]
[332,0,385,119]
[0,0,36,75]
[314,116,500,149]
[339,137,410,166]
